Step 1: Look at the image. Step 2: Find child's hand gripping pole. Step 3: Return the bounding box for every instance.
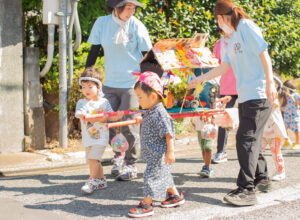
[216,96,232,109]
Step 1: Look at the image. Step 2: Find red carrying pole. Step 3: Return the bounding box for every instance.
[105,110,226,127]
[170,110,225,119]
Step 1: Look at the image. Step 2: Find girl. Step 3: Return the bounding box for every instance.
[189,0,277,206]
[75,67,123,194]
[280,79,300,149]
[261,76,287,181]
[128,72,185,218]
[86,0,152,180]
[212,27,238,164]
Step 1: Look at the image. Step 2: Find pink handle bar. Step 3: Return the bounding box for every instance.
[106,119,138,128]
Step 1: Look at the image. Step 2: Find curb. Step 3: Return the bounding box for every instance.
[0,137,198,176]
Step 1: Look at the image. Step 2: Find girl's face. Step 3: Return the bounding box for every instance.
[135,87,159,110]
[81,81,100,101]
[118,3,136,21]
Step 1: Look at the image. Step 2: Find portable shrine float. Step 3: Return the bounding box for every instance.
[84,34,239,130]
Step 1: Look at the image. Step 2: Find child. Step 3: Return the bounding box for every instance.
[280,79,300,149]
[128,71,185,218]
[193,116,217,177]
[75,67,123,194]
[261,76,287,181]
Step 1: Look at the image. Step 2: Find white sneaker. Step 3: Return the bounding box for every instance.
[212,152,228,164]
[97,177,107,189]
[81,178,107,194]
[111,156,124,176]
[271,172,286,181]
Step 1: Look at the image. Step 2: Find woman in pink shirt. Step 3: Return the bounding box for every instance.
[212,29,238,164]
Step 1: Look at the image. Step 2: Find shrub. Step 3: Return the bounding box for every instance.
[136,0,300,77]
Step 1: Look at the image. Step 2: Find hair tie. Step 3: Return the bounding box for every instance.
[273,76,282,88]
[79,77,102,87]
[224,6,237,15]
[282,84,297,93]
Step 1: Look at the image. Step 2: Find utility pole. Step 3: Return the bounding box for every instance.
[58,0,68,148]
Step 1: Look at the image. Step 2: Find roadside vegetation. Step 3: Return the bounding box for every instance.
[22,0,299,138]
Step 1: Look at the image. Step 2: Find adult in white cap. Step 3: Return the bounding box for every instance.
[86,0,152,181]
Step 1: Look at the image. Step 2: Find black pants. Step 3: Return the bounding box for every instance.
[216,95,238,153]
[236,99,272,190]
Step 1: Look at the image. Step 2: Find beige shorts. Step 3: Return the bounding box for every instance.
[85,145,106,162]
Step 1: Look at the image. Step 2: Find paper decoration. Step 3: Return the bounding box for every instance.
[152,35,219,70]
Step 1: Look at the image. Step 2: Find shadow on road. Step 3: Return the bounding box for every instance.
[0,170,236,218]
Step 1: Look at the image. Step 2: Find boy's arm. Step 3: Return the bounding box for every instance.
[165,133,175,164]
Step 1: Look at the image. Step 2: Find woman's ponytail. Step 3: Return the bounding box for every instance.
[215,0,250,31]
[231,7,250,30]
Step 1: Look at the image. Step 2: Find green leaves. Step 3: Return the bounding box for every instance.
[136,0,299,77]
[23,0,299,98]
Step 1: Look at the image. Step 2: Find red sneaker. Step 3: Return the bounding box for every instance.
[161,191,185,208]
[128,201,154,218]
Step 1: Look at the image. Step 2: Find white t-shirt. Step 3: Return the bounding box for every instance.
[75,98,113,147]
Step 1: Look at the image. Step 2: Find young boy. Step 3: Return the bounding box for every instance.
[75,67,122,194]
[194,116,217,177]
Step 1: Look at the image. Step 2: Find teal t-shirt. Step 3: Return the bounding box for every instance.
[88,15,152,88]
[223,19,268,103]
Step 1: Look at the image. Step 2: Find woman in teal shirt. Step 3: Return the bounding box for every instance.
[189,0,277,207]
[86,0,152,181]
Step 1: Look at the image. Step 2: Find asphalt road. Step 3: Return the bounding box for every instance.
[1,144,300,220]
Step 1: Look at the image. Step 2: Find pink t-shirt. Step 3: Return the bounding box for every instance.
[213,39,237,95]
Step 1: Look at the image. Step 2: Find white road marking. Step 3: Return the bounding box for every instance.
[155,184,300,220]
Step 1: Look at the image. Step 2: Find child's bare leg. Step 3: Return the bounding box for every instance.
[271,138,285,173]
[201,150,206,163]
[203,149,212,169]
[143,197,153,205]
[295,131,299,144]
[89,159,103,179]
[167,186,179,196]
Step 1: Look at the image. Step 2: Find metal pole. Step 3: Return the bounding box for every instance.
[67,0,77,95]
[58,0,68,148]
